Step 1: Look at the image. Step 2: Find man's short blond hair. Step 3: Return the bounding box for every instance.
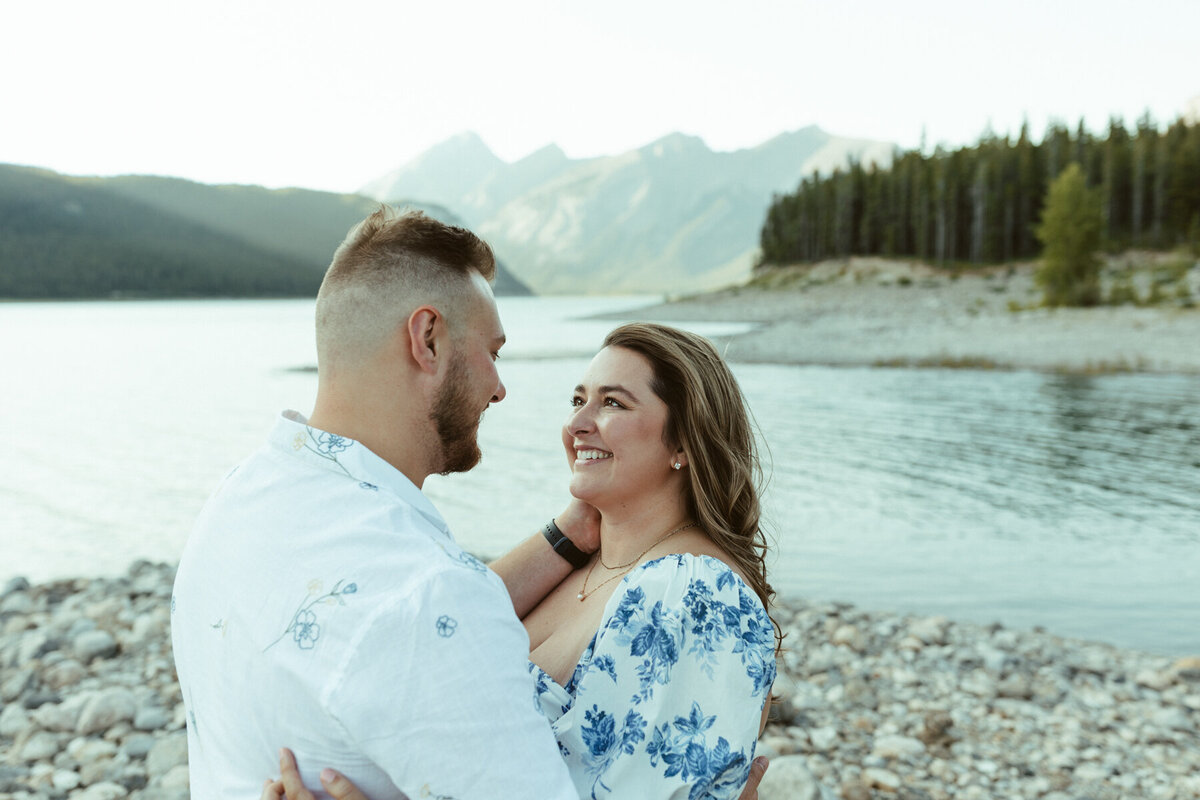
[315,207,496,369]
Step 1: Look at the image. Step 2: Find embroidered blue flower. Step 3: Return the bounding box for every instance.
[293,610,320,649]
[265,578,358,652]
[436,615,458,638]
[315,432,351,454]
[449,548,487,573]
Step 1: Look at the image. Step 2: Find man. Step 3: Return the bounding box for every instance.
[173,208,767,799]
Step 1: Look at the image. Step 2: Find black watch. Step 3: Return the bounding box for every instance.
[542,519,591,569]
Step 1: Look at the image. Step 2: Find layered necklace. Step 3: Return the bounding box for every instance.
[577,521,696,602]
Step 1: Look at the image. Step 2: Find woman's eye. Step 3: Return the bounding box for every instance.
[571,396,585,407]
[604,397,624,409]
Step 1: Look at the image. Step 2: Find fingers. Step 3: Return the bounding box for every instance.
[261,778,285,800]
[737,755,769,800]
[319,768,372,800]
[279,748,314,800]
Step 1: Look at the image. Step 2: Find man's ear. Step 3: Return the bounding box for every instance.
[407,306,443,373]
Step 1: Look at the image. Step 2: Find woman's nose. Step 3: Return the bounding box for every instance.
[567,404,595,434]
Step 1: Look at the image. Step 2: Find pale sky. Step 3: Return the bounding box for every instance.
[4,0,1197,193]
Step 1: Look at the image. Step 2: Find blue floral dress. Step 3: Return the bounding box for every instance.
[528,554,777,800]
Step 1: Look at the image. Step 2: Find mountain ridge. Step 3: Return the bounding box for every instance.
[360,128,895,293]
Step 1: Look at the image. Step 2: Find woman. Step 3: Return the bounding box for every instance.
[270,323,779,799]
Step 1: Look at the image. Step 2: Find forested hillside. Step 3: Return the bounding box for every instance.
[0,168,532,298]
[0,166,320,298]
[760,116,1200,267]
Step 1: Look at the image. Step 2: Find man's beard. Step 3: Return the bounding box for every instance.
[431,354,483,475]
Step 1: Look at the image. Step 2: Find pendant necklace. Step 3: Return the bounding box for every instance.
[577,521,696,602]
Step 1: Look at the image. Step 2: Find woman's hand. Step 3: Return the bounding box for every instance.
[261,748,379,800]
[555,497,601,553]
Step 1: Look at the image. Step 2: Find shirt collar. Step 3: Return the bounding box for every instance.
[270,410,452,539]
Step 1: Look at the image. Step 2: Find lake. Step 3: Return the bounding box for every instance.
[2,298,1198,656]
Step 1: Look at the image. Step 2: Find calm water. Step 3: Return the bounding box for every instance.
[2,299,1198,656]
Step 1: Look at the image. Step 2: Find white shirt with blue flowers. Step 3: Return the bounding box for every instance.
[529,554,777,800]
[172,411,577,800]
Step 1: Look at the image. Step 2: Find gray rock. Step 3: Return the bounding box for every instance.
[74,630,118,663]
[23,689,63,709]
[75,782,129,800]
[997,673,1033,699]
[1150,707,1194,733]
[32,693,93,732]
[43,659,88,690]
[0,702,32,737]
[68,738,119,766]
[872,734,926,759]
[809,725,839,751]
[1,666,35,702]
[20,730,61,762]
[145,733,188,778]
[863,767,902,792]
[133,704,171,731]
[909,616,949,645]
[76,689,137,735]
[0,765,32,793]
[757,754,826,800]
[831,624,866,651]
[51,768,81,791]
[1,591,33,615]
[159,764,190,790]
[1,576,31,599]
[120,733,158,759]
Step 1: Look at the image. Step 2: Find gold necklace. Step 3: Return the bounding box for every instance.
[577,522,696,602]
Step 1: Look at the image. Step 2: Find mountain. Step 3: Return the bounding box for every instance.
[0,167,531,299]
[360,127,895,293]
[0,165,319,298]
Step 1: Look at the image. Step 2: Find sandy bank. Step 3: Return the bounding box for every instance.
[612,257,1200,374]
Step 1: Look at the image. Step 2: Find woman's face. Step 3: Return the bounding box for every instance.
[561,346,680,510]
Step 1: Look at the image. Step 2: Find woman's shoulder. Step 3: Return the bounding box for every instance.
[617,553,766,619]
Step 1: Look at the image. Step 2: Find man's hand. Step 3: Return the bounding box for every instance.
[262,748,765,800]
[738,756,769,800]
[261,748,377,800]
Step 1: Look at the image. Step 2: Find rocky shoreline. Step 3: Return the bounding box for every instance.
[2,563,1198,800]
[614,257,1200,375]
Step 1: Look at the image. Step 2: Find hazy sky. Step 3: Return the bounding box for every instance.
[5,0,1197,193]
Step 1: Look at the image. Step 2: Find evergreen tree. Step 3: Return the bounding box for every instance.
[1035,164,1103,307]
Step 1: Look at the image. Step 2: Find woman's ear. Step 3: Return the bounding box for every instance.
[407,306,442,373]
[672,449,689,470]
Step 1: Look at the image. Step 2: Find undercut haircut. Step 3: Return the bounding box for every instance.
[315,207,496,368]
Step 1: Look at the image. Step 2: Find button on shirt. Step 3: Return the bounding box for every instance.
[171,411,578,800]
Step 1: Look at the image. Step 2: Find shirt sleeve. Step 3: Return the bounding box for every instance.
[568,555,777,800]
[325,560,579,800]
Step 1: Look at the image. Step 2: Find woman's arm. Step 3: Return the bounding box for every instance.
[488,499,600,618]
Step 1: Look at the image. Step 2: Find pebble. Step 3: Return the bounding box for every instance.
[78,688,138,734]
[0,561,1197,800]
[75,629,120,663]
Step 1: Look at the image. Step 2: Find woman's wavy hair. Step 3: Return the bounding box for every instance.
[602,323,782,652]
